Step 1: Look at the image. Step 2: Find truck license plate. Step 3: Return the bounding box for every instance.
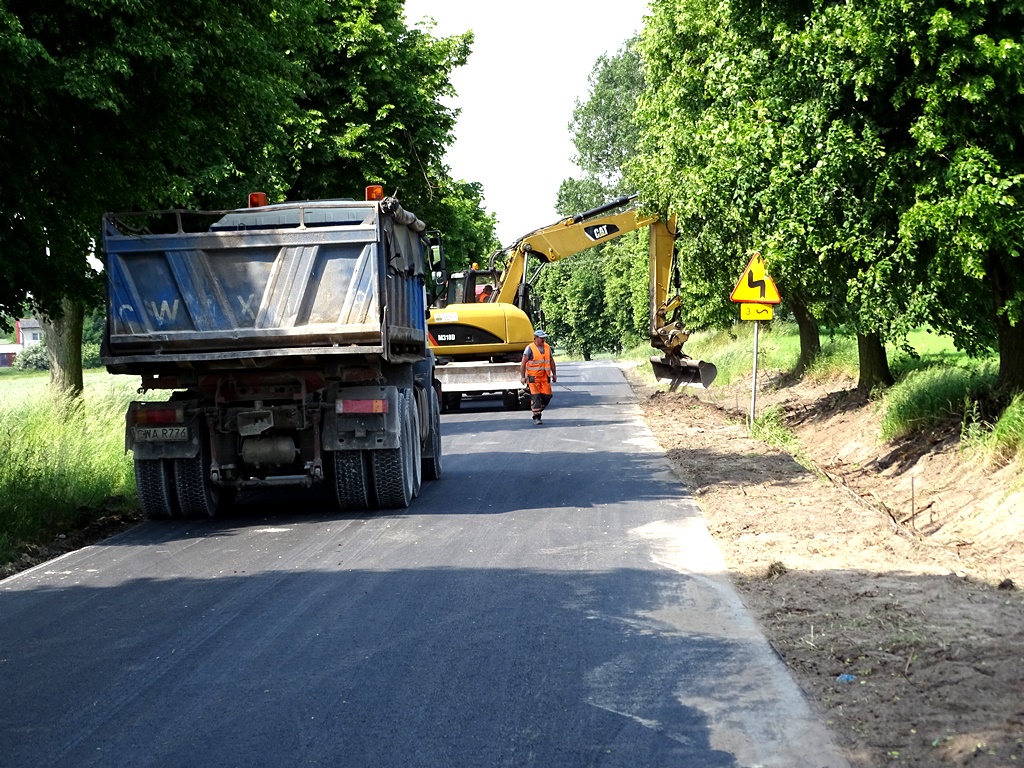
[133,426,189,442]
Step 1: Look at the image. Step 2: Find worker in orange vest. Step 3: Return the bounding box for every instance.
[520,329,557,424]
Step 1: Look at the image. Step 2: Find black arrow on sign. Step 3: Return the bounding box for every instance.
[747,270,766,298]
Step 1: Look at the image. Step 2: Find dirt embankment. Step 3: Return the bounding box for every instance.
[628,367,1024,768]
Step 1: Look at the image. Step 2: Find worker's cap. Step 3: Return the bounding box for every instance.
[533,329,548,338]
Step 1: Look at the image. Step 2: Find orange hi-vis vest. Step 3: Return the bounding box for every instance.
[525,342,552,381]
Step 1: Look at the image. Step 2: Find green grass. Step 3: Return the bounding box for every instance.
[749,406,806,458]
[980,394,1024,464]
[878,362,998,441]
[633,322,1022,467]
[0,371,139,563]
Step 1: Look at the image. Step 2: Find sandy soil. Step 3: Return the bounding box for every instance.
[627,365,1024,767]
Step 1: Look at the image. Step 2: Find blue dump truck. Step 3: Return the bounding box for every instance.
[101,189,443,519]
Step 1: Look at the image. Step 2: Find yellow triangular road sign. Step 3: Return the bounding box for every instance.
[731,253,781,304]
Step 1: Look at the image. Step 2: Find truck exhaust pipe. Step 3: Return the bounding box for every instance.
[650,356,718,391]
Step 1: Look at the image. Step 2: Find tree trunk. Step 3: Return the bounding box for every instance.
[40,298,85,399]
[856,332,894,393]
[789,295,821,376]
[988,250,1024,396]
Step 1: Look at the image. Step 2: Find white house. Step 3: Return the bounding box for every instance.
[15,318,42,347]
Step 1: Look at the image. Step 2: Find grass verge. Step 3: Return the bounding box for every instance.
[639,322,1022,467]
[0,373,138,564]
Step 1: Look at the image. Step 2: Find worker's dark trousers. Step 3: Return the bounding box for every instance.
[530,391,552,415]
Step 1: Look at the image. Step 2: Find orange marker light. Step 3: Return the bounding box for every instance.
[365,185,384,201]
[248,192,268,208]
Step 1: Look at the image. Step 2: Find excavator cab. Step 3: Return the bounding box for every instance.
[444,266,501,305]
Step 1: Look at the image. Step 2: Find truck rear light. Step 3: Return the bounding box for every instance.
[337,399,388,414]
[365,185,384,201]
[131,405,185,425]
[248,192,268,207]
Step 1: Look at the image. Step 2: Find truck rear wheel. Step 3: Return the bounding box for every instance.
[502,390,521,410]
[406,389,422,499]
[334,450,371,511]
[134,459,178,520]
[370,392,414,509]
[442,392,462,412]
[422,387,443,482]
[173,423,230,518]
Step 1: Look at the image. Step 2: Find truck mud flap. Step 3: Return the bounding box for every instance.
[323,385,402,451]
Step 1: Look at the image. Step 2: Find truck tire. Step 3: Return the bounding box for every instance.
[502,390,521,410]
[422,387,443,482]
[173,423,229,518]
[370,394,413,509]
[406,389,422,499]
[442,392,462,412]
[334,450,371,511]
[134,458,178,520]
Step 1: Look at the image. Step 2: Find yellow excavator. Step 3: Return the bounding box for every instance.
[427,194,717,410]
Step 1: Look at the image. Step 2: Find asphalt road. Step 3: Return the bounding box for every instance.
[1,361,848,768]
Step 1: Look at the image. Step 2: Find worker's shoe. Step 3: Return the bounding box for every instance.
[532,413,542,424]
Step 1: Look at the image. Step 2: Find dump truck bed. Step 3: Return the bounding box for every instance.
[101,200,427,371]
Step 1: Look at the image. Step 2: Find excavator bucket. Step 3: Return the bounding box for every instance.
[650,356,718,391]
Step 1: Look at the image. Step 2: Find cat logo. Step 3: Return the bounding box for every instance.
[584,223,620,242]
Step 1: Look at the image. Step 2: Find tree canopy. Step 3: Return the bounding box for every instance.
[0,0,497,393]
[630,0,1024,394]
[0,0,313,320]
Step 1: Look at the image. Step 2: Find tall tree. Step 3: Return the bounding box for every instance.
[558,39,645,212]
[427,179,500,273]
[549,42,659,353]
[0,0,313,394]
[0,0,497,396]
[535,253,618,359]
[285,1,488,249]
[893,0,1024,394]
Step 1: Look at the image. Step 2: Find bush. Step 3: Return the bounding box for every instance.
[82,343,102,369]
[14,343,48,371]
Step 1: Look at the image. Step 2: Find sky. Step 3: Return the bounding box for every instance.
[401,0,651,245]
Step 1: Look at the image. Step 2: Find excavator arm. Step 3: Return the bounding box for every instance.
[490,195,655,305]
[648,218,718,389]
[489,196,716,389]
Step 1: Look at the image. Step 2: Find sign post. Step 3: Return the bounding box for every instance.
[729,252,782,428]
